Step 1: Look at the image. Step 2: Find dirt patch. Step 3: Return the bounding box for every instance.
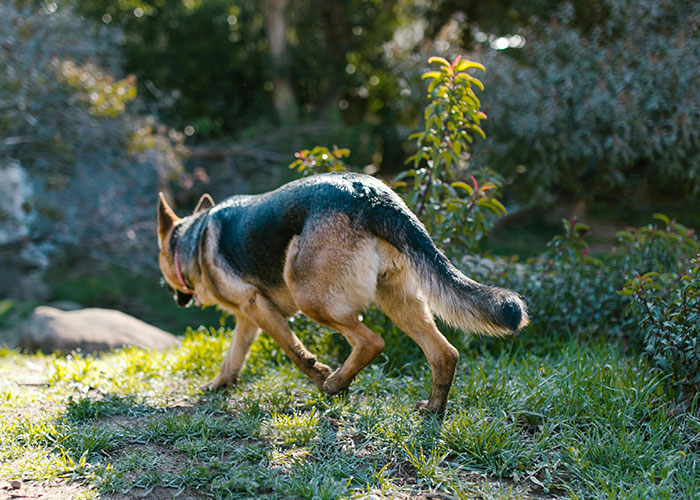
[104,485,203,500]
[0,480,92,500]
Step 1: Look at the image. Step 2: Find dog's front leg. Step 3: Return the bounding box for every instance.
[200,314,260,391]
[240,291,332,389]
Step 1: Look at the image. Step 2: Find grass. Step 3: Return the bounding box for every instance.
[1,325,699,499]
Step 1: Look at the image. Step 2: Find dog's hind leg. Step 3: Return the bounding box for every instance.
[200,314,260,391]
[310,316,385,395]
[239,291,333,389]
[375,273,459,415]
[284,214,385,394]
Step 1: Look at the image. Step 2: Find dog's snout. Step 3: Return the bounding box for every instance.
[175,289,194,308]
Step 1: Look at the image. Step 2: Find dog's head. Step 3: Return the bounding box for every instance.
[157,192,214,307]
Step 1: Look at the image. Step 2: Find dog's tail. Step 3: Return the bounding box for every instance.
[407,243,529,336]
[367,198,529,336]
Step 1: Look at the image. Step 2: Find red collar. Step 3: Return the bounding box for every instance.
[174,248,191,292]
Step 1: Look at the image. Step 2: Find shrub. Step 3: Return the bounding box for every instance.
[469,218,637,339]
[461,215,699,394]
[620,259,700,394]
[477,0,700,203]
[393,56,505,257]
[0,3,185,298]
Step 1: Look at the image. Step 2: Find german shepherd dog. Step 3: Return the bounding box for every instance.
[157,172,528,413]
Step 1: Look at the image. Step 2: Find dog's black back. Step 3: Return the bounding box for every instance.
[210,173,420,287]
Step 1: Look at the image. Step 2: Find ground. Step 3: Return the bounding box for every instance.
[1,325,698,499]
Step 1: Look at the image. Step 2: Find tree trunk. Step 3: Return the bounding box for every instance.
[264,0,298,122]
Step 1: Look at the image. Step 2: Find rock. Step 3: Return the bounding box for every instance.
[0,159,51,299]
[47,301,83,311]
[10,479,21,489]
[18,306,180,354]
[0,159,33,246]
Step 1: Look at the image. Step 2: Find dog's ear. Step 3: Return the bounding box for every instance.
[193,193,215,214]
[157,192,180,250]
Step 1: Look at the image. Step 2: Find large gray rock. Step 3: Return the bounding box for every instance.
[18,306,180,354]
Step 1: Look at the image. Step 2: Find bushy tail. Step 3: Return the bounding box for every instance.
[406,246,529,336]
[363,192,529,336]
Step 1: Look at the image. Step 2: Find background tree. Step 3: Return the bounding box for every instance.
[264,0,298,122]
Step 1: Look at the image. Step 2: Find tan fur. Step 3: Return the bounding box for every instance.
[159,199,502,414]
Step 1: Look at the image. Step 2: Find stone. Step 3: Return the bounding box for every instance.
[10,479,21,489]
[18,306,180,354]
[0,159,33,246]
[47,301,83,311]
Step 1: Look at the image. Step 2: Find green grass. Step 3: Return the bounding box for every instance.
[1,326,698,499]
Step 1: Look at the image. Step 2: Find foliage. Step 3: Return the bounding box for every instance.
[73,0,412,141]
[614,215,699,392]
[621,259,700,393]
[465,214,699,392]
[288,146,349,177]
[289,56,508,259]
[394,56,505,256]
[475,218,635,338]
[615,214,699,275]
[57,59,137,118]
[0,3,122,178]
[64,0,700,209]
[477,0,700,202]
[0,3,185,294]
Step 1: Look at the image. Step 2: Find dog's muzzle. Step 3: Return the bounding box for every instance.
[175,289,195,308]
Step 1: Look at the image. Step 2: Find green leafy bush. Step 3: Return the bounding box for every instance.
[621,259,700,393]
[393,56,505,257]
[463,215,699,393]
[473,218,636,338]
[478,0,700,202]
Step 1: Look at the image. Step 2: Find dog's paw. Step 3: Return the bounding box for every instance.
[321,380,349,396]
[199,374,236,392]
[321,371,352,395]
[308,362,333,388]
[414,399,446,415]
